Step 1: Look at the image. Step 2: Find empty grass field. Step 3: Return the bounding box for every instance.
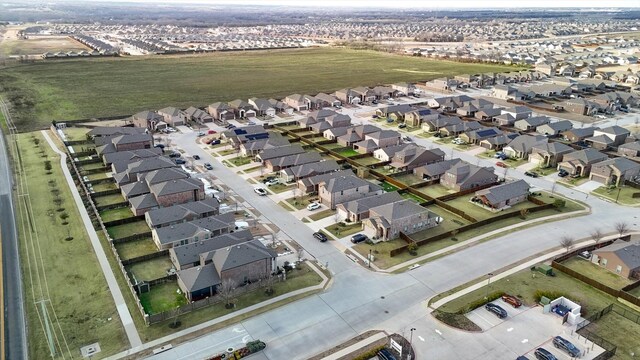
[0,36,90,56]
[0,48,517,131]
[13,132,127,359]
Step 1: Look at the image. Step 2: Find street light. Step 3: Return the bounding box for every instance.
[408,328,416,360]
[485,273,494,303]
[369,249,372,268]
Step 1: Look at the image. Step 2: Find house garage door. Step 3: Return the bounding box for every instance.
[589,173,609,184]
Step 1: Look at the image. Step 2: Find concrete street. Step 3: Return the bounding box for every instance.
[139,119,639,360]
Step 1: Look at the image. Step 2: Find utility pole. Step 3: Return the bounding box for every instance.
[485,273,494,303]
[407,328,416,360]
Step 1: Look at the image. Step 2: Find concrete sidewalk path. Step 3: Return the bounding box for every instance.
[320,331,387,360]
[41,130,143,348]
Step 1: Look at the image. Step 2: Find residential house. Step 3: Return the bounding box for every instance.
[334,88,360,105]
[297,169,354,194]
[315,93,341,108]
[184,106,214,124]
[152,212,235,250]
[239,134,290,157]
[88,126,146,138]
[120,167,189,199]
[514,116,551,131]
[403,108,432,127]
[128,177,205,216]
[478,133,519,151]
[113,156,178,186]
[228,100,256,118]
[145,197,220,229]
[96,133,154,156]
[281,160,340,182]
[256,144,306,163]
[563,127,596,143]
[414,159,462,182]
[350,87,376,103]
[170,230,253,271]
[503,134,548,159]
[248,98,276,117]
[336,191,404,222]
[563,98,600,116]
[363,200,439,241]
[592,240,640,279]
[268,99,293,114]
[536,120,573,137]
[388,145,445,171]
[132,110,165,131]
[440,162,498,191]
[502,106,532,120]
[421,115,462,132]
[618,141,640,157]
[373,143,411,162]
[557,149,609,176]
[391,82,415,96]
[300,109,338,128]
[102,148,162,167]
[157,107,186,127]
[318,175,383,209]
[479,108,506,122]
[265,151,322,173]
[376,104,414,122]
[207,102,236,122]
[221,125,269,147]
[459,127,503,145]
[586,126,631,150]
[372,86,397,100]
[529,142,574,167]
[353,130,401,154]
[474,179,530,210]
[589,158,640,186]
[309,114,351,134]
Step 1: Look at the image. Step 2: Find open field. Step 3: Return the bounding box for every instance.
[13,132,127,358]
[587,310,640,360]
[0,48,517,131]
[0,36,90,56]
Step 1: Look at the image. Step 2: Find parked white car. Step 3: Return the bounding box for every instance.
[307,202,321,211]
[254,188,268,196]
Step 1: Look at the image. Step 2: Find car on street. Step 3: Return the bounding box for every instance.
[485,303,507,318]
[553,336,581,357]
[534,348,558,360]
[208,130,217,134]
[266,179,279,186]
[496,161,508,168]
[154,143,165,149]
[204,163,213,170]
[193,155,200,160]
[247,121,256,125]
[307,202,321,211]
[501,294,522,308]
[351,233,369,244]
[372,115,378,119]
[197,131,205,137]
[313,232,328,242]
[402,135,412,142]
[254,188,268,196]
[524,171,539,178]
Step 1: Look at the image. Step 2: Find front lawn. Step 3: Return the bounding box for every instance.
[99,207,135,222]
[562,257,634,290]
[592,186,640,206]
[308,209,336,221]
[285,194,320,210]
[228,156,253,167]
[266,183,294,194]
[325,222,363,238]
[107,220,150,239]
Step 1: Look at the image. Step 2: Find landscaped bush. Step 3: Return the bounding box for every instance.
[351,345,387,360]
[534,290,565,303]
[433,310,482,332]
[459,291,503,314]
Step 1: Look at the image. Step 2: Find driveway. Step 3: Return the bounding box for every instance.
[575,180,603,194]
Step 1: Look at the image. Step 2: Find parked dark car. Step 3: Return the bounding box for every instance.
[485,303,507,319]
[262,176,276,183]
[516,356,530,360]
[193,155,200,160]
[211,139,221,145]
[524,171,539,178]
[386,118,394,123]
[553,336,580,357]
[558,169,569,177]
[313,232,328,242]
[501,294,522,308]
[169,152,181,158]
[351,234,368,244]
[398,123,407,129]
[534,348,557,360]
[174,158,186,165]
[154,144,165,149]
[377,348,397,360]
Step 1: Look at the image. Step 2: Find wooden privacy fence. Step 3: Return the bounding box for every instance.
[121,250,169,266]
[96,201,130,212]
[102,214,145,228]
[110,232,153,244]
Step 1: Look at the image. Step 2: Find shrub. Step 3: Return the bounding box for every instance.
[553,199,566,209]
[534,290,565,303]
[458,291,503,314]
[245,340,266,353]
[351,345,387,360]
[407,243,418,256]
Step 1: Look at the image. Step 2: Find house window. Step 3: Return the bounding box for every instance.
[601,258,607,266]
[616,265,622,274]
[404,226,408,232]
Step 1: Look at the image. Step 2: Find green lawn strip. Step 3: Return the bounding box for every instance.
[138,262,323,340]
[391,173,424,186]
[229,156,252,166]
[379,181,400,192]
[400,192,428,203]
[266,183,294,194]
[353,156,382,166]
[592,186,640,206]
[338,148,360,157]
[99,207,135,222]
[278,200,295,211]
[106,220,150,239]
[308,209,336,221]
[94,193,126,207]
[13,132,127,358]
[561,257,633,290]
[285,194,319,210]
[586,310,640,360]
[243,165,264,173]
[86,173,111,181]
[628,287,640,298]
[416,132,434,138]
[139,281,187,315]
[127,256,174,282]
[115,237,158,261]
[80,161,107,171]
[533,166,558,176]
[218,149,238,156]
[91,182,118,192]
[325,222,363,238]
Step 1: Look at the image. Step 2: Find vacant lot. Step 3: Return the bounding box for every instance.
[0,48,517,131]
[13,132,127,359]
[0,36,90,56]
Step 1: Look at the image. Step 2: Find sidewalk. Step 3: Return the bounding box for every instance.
[429,232,640,310]
[320,332,387,360]
[41,130,143,348]
[106,260,329,360]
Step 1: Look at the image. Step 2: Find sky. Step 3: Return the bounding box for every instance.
[69,0,640,8]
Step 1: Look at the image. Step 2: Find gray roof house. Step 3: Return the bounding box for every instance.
[557,149,609,176]
[170,230,253,270]
[536,120,573,137]
[336,191,404,222]
[256,144,305,163]
[475,179,530,210]
[440,162,498,191]
[589,157,640,186]
[389,145,445,171]
[592,240,640,279]
[152,212,235,250]
[319,175,383,209]
[280,160,340,182]
[145,197,220,229]
[503,135,548,159]
[265,151,322,172]
[103,148,162,167]
[363,199,439,241]
[529,142,574,167]
[514,116,551,131]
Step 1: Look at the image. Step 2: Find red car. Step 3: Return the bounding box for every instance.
[501,294,522,308]
[208,130,217,134]
[496,161,508,168]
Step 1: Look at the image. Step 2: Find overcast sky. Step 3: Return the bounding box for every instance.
[73,0,639,8]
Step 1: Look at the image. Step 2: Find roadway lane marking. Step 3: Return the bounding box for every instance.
[522,339,529,344]
[507,327,514,332]
[418,336,425,342]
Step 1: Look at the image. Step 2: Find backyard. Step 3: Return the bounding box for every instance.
[115,237,158,261]
[94,193,126,207]
[127,256,174,282]
[99,207,135,222]
[13,132,127,359]
[0,47,516,131]
[107,220,151,240]
[139,281,187,315]
[562,257,634,290]
[415,183,453,198]
[586,310,640,360]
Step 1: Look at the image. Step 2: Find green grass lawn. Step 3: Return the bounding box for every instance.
[308,209,336,221]
[62,126,90,141]
[562,257,634,290]
[0,36,90,56]
[323,143,345,150]
[1,47,516,131]
[285,194,320,210]
[444,196,533,221]
[337,148,360,157]
[13,132,127,358]
[127,256,173,282]
[94,193,127,208]
[325,222,363,238]
[533,166,557,176]
[79,161,107,171]
[228,156,252,167]
[99,207,135,222]
[380,181,400,192]
[115,237,158,261]
[86,172,111,182]
[107,220,150,240]
[400,192,429,203]
[92,181,118,192]
[392,173,426,187]
[265,183,294,194]
[592,186,640,206]
[586,310,640,360]
[353,156,383,166]
[139,281,187,315]
[243,165,265,173]
[628,286,640,298]
[415,184,454,198]
[218,149,238,156]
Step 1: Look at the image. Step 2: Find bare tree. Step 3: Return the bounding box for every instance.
[590,228,604,248]
[217,279,237,309]
[615,222,630,238]
[262,271,277,296]
[559,236,575,253]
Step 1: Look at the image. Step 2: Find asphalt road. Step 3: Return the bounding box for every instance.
[0,124,27,359]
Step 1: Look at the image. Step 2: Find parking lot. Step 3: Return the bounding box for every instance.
[466,299,605,359]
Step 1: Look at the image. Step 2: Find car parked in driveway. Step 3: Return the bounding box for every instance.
[553,336,580,357]
[534,348,557,360]
[307,202,320,211]
[558,169,569,177]
[398,123,407,129]
[501,294,522,308]
[313,232,328,242]
[351,234,368,244]
[254,188,267,196]
[485,303,507,319]
[174,158,186,165]
[266,179,279,186]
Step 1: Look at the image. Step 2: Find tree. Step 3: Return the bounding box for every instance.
[590,228,604,248]
[519,208,529,220]
[262,272,277,296]
[559,236,575,253]
[218,279,237,309]
[615,222,629,238]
